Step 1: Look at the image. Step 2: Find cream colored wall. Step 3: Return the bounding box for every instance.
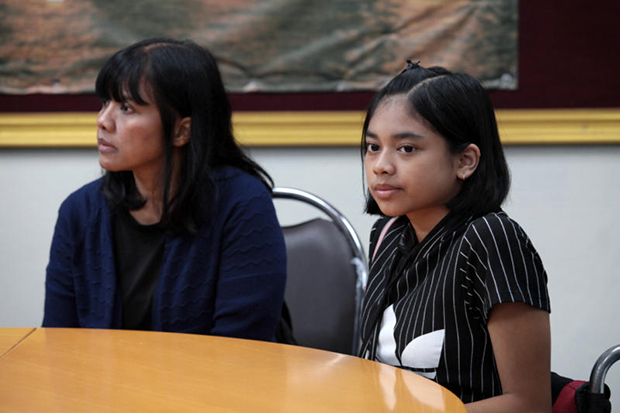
[1,145,619,404]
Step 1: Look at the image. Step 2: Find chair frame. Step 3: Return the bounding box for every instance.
[589,344,620,394]
[272,187,368,355]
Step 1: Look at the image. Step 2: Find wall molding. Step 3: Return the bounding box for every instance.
[1,109,619,147]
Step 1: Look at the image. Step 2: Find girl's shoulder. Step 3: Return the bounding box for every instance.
[461,210,534,252]
[465,210,523,233]
[467,210,508,227]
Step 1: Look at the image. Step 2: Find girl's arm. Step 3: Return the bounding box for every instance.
[466,302,551,413]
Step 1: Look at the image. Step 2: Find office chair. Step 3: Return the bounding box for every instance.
[552,344,619,413]
[272,187,368,355]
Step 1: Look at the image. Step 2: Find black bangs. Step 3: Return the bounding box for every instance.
[95,48,149,105]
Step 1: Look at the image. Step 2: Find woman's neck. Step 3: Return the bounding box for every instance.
[130,149,183,226]
[131,172,164,226]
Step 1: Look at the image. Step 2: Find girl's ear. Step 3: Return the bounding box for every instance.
[173,117,191,147]
[457,143,480,180]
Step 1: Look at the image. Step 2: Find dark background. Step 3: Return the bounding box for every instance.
[1,1,618,112]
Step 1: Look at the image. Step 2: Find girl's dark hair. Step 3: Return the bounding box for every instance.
[96,38,273,234]
[361,61,510,219]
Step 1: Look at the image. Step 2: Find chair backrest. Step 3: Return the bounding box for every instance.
[272,187,368,355]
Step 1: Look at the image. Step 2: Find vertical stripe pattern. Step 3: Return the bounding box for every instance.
[359,211,550,403]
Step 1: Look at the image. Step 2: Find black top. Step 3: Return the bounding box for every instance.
[359,211,550,403]
[114,209,166,330]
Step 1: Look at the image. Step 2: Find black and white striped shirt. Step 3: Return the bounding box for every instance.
[359,211,550,403]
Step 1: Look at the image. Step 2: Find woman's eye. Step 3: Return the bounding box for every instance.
[120,102,133,113]
[399,145,416,154]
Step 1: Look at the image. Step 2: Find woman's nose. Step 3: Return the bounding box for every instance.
[96,104,114,132]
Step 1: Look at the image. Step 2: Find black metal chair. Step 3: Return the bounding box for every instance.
[552,344,620,413]
[272,187,368,355]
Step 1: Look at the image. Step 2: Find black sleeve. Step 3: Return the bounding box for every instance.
[461,213,551,321]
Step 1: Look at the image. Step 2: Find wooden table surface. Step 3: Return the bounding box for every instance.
[0,327,34,358]
[0,328,466,412]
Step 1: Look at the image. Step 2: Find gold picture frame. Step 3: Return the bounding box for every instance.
[1,109,619,147]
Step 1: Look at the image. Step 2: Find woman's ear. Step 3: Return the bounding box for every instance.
[173,117,191,147]
[457,143,480,180]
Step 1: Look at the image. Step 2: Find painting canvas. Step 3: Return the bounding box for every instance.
[0,0,518,94]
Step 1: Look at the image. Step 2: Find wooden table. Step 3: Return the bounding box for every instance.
[0,327,34,358]
[0,328,466,412]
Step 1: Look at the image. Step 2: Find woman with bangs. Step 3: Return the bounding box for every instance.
[43,38,286,341]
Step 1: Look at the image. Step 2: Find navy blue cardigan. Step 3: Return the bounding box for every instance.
[43,167,286,341]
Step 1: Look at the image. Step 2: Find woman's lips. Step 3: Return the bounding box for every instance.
[97,138,116,153]
[372,184,400,199]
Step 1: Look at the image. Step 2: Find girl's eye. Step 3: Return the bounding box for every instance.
[366,143,380,153]
[120,102,133,113]
[399,145,416,154]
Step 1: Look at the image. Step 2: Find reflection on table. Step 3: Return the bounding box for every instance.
[0,328,466,412]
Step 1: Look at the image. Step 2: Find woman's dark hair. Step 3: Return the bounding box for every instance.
[361,61,510,219]
[96,38,272,234]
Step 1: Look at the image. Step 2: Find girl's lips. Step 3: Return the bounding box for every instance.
[372,184,400,199]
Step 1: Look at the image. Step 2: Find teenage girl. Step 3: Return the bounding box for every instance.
[359,62,551,412]
[43,38,286,341]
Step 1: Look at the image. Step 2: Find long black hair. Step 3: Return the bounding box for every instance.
[96,38,272,234]
[361,61,510,219]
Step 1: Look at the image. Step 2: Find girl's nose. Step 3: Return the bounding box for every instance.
[373,152,395,175]
[96,103,114,132]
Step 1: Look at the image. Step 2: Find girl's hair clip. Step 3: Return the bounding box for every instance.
[406,60,421,70]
